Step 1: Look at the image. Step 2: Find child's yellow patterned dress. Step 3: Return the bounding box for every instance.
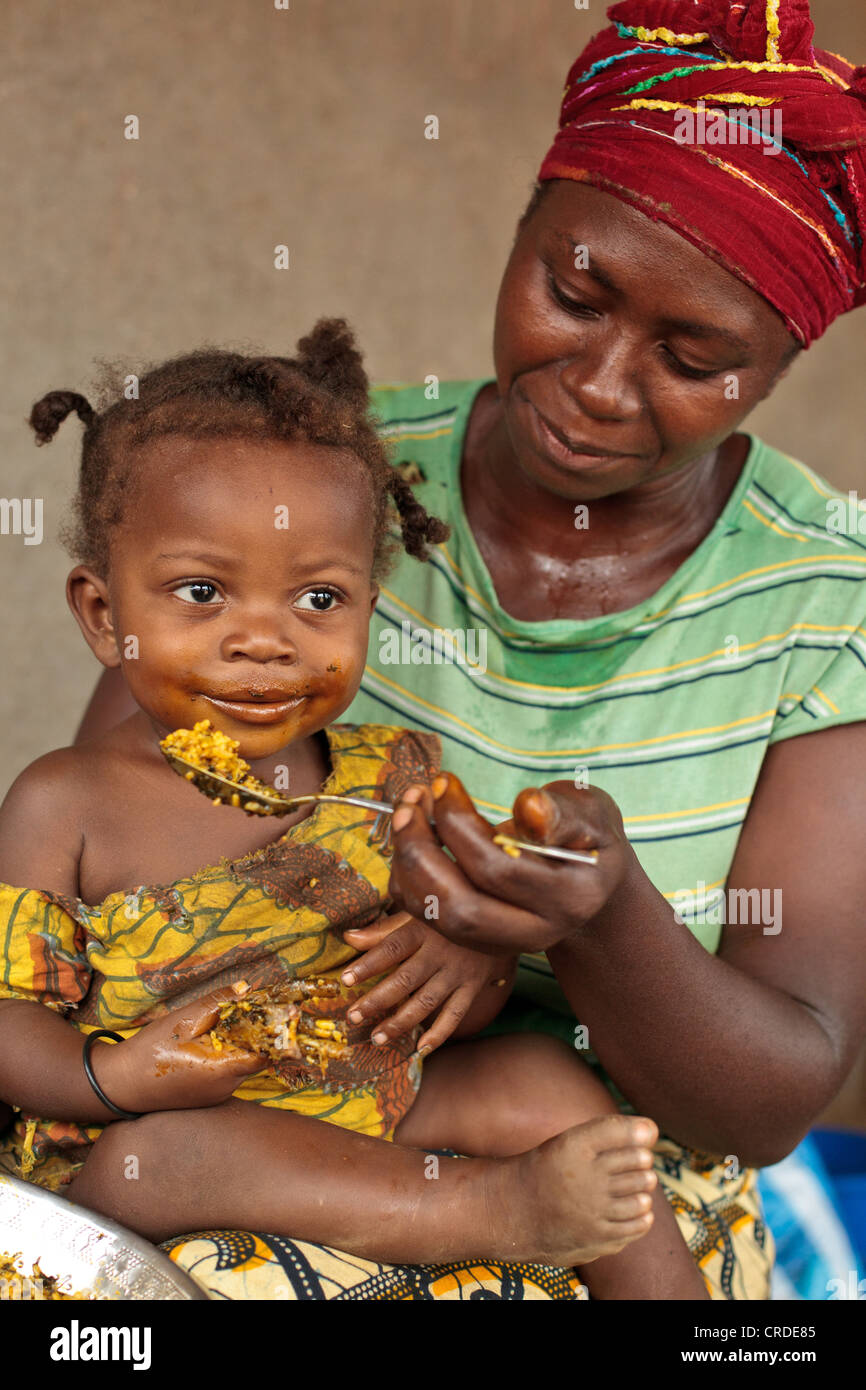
[0,723,440,1191]
[0,719,767,1301]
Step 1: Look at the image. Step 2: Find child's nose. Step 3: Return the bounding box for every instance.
[220,616,301,663]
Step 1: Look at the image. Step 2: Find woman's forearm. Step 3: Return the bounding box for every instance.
[547,851,838,1167]
[0,1000,126,1124]
[73,667,137,745]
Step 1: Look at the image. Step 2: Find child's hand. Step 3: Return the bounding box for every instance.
[95,983,265,1116]
[340,912,515,1054]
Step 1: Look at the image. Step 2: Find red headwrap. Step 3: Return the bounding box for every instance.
[538,0,866,346]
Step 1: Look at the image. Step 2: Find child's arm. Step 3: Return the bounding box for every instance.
[0,988,264,1124]
[0,748,87,896]
[0,751,261,1123]
[342,913,517,1052]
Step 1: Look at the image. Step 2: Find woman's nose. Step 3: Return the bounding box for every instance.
[560,335,643,421]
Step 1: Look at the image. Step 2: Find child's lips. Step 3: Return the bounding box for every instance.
[203,694,307,725]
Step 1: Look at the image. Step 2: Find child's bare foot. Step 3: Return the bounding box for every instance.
[488,1114,659,1267]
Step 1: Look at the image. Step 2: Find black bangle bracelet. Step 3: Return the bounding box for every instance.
[82,1029,142,1121]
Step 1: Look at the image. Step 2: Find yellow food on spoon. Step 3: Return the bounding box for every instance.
[160,720,277,806]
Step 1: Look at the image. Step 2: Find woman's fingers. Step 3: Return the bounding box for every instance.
[512,779,619,849]
[387,802,558,951]
[429,774,622,920]
[424,774,579,912]
[399,781,436,819]
[386,773,628,947]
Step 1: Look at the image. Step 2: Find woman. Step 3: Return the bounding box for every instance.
[73,0,866,1300]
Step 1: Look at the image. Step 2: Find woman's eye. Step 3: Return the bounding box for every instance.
[174,582,220,604]
[296,589,340,613]
[547,267,721,380]
[548,274,596,317]
[663,349,720,381]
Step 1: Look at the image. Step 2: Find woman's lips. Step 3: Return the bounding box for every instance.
[203,695,306,725]
[528,402,631,471]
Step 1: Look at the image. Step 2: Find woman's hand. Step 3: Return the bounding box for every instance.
[386,774,633,953]
[341,910,515,1053]
[94,983,265,1117]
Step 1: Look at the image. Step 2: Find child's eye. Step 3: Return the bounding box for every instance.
[174,582,221,605]
[295,588,341,613]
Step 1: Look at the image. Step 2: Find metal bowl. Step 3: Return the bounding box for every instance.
[0,1172,207,1299]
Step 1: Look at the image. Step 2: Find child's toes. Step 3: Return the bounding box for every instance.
[603,1143,656,1174]
[609,1168,658,1198]
[610,1190,655,1222]
[582,1113,658,1156]
[607,1211,655,1244]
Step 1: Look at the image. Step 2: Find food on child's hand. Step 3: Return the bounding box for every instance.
[210,977,348,1072]
[160,720,281,815]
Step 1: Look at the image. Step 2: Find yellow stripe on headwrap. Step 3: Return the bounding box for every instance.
[766,0,782,64]
[702,93,779,105]
[814,64,852,91]
[612,99,700,111]
[628,27,711,46]
[540,1,866,346]
[614,96,778,111]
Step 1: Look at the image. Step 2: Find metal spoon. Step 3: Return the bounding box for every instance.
[161,748,600,867]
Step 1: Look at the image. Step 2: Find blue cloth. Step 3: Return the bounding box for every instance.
[759,1132,865,1300]
[810,1129,866,1266]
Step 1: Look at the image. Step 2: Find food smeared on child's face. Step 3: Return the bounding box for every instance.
[97,436,377,759]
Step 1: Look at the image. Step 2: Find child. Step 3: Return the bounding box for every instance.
[0,320,697,1296]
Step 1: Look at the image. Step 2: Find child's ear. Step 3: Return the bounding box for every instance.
[66,566,121,669]
[369,584,379,614]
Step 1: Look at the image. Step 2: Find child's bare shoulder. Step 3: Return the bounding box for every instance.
[0,739,117,894]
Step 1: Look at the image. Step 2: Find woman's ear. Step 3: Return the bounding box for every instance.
[66,566,122,668]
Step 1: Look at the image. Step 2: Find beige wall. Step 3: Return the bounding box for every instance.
[1,0,864,794]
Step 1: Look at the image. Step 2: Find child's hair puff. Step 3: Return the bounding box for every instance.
[29,318,450,578]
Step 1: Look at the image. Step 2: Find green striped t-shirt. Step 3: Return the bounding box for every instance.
[344,379,866,1014]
